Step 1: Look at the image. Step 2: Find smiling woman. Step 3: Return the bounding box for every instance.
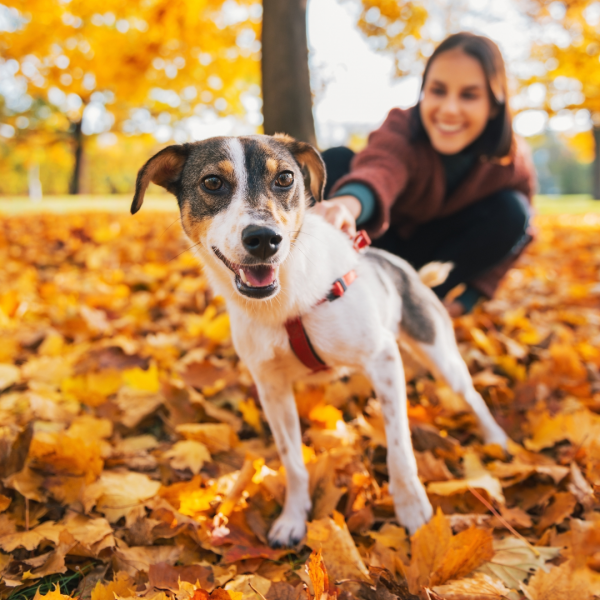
[316,33,537,316]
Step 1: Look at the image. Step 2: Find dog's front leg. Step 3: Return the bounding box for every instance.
[255,375,311,547]
[364,335,433,535]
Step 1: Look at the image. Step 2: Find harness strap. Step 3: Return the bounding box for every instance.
[284,317,329,372]
[285,230,370,373]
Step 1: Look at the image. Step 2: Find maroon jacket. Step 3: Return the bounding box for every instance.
[330,108,537,297]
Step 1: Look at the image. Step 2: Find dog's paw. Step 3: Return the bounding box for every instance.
[392,484,433,535]
[268,512,307,548]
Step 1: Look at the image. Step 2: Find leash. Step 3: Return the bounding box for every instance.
[284,230,371,372]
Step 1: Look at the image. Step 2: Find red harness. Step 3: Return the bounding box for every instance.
[284,230,371,372]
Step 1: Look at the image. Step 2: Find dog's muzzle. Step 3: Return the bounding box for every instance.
[212,246,280,299]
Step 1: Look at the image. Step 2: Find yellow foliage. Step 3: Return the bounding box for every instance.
[566,131,595,164]
[238,397,263,433]
[61,369,123,406]
[527,1,600,116]
[309,404,344,430]
[33,583,72,600]
[123,362,160,392]
[204,313,231,344]
[352,0,430,77]
[91,572,136,600]
[29,431,104,483]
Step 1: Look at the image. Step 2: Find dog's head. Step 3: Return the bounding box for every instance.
[132,134,325,300]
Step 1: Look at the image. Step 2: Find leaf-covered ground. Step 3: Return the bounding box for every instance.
[1,211,600,600]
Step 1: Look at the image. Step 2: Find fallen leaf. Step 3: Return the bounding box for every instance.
[148,562,215,591]
[0,364,20,390]
[406,509,493,594]
[82,469,161,522]
[431,572,512,599]
[91,571,136,600]
[306,514,371,583]
[535,491,577,534]
[476,536,560,590]
[569,462,596,510]
[428,451,505,504]
[163,440,211,474]
[522,559,600,600]
[176,423,237,453]
[112,544,182,576]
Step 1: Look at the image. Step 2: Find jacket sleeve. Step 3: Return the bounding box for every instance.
[329,109,411,238]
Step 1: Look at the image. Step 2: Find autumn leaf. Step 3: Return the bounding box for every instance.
[163,440,211,475]
[33,583,72,600]
[2,210,600,597]
[306,549,329,600]
[431,572,511,599]
[476,537,560,591]
[306,514,371,584]
[427,451,505,504]
[406,508,493,594]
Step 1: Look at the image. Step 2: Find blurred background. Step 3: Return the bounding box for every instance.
[0,0,598,200]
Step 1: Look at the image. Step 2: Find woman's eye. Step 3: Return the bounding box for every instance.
[275,171,294,187]
[430,87,445,96]
[202,175,223,191]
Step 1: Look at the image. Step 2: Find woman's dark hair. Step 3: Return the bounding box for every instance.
[410,32,514,159]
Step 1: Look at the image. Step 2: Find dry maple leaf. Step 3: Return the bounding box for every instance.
[475,536,560,591]
[431,572,511,599]
[306,514,371,584]
[406,508,494,595]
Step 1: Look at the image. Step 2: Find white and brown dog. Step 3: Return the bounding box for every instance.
[132,134,508,546]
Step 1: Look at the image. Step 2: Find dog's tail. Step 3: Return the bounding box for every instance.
[418,261,454,288]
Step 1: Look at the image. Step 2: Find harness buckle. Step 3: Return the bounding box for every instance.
[353,230,371,252]
[331,279,347,298]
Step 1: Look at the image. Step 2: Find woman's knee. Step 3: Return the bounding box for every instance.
[484,189,529,227]
[478,189,530,246]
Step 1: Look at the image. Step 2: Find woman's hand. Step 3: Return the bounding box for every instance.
[311,195,362,237]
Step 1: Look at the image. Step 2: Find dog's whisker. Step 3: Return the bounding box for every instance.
[160,216,183,238]
[170,240,203,262]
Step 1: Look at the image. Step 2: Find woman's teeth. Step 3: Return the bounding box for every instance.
[437,122,464,133]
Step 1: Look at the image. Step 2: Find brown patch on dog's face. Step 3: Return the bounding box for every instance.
[215,159,235,177]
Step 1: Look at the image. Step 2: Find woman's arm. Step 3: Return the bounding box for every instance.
[328,109,412,238]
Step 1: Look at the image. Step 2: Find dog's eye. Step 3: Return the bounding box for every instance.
[202,175,223,191]
[275,171,294,188]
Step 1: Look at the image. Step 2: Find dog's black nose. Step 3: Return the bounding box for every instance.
[242,226,283,259]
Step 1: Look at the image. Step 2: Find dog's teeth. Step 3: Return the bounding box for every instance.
[274,266,280,280]
[239,269,252,286]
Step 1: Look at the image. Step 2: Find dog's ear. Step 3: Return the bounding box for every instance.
[131,144,191,214]
[273,134,326,204]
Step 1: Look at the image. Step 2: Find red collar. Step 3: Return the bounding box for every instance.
[284,230,370,372]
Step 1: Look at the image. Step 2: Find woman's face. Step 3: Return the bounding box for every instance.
[420,48,495,155]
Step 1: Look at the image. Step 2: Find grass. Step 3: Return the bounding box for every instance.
[534,194,600,215]
[0,194,176,215]
[0,194,598,215]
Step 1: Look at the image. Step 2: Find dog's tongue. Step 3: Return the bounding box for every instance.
[242,265,276,287]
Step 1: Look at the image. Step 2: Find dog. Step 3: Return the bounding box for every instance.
[132,134,508,546]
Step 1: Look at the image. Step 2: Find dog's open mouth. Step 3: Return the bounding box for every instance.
[212,246,279,299]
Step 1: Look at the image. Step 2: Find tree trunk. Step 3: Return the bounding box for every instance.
[69,120,84,195]
[593,123,600,200]
[261,0,317,146]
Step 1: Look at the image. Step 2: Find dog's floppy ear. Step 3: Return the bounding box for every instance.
[273,133,326,204]
[131,144,191,214]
